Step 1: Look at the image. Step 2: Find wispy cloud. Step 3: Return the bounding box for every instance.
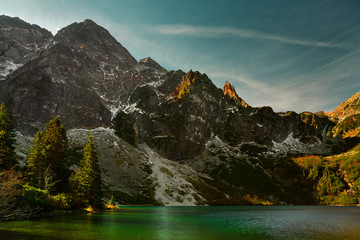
[208,47,360,113]
[107,23,357,113]
[152,24,344,49]
[208,70,330,113]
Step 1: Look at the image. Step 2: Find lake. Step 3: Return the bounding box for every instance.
[1,206,360,240]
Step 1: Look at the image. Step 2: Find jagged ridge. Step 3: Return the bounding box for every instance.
[223,81,248,107]
[2,16,360,206]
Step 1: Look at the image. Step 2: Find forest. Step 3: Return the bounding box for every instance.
[0,103,106,220]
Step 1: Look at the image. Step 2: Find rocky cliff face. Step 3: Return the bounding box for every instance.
[2,16,356,206]
[113,69,335,161]
[0,15,52,79]
[0,18,166,134]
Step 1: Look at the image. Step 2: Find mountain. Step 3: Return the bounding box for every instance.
[324,90,360,138]
[139,57,166,71]
[115,69,337,161]
[326,90,360,121]
[0,15,52,79]
[1,16,359,206]
[0,18,166,134]
[223,81,248,107]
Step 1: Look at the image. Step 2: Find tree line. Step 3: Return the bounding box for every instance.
[0,103,103,220]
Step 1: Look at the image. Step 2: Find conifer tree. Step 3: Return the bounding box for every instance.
[26,130,47,188]
[26,116,69,192]
[0,103,17,170]
[76,132,103,209]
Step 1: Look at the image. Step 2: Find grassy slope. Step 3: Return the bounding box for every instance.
[292,143,360,205]
[332,114,360,138]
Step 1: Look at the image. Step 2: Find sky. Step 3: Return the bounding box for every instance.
[1,0,360,113]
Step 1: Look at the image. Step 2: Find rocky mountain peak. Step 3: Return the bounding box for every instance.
[167,70,203,100]
[1,18,148,134]
[54,19,138,66]
[139,57,166,71]
[326,90,360,121]
[0,15,51,35]
[223,81,248,107]
[54,19,107,43]
[0,15,53,78]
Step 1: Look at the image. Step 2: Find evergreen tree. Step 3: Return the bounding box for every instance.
[0,103,17,170]
[26,116,69,192]
[76,132,103,209]
[26,130,47,188]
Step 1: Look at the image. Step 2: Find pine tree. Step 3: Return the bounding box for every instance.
[76,132,103,209]
[0,103,17,170]
[26,116,69,192]
[43,116,69,192]
[26,130,47,188]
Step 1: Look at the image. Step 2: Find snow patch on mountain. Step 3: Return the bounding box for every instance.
[0,60,23,77]
[271,132,322,154]
[120,102,144,114]
[99,62,116,80]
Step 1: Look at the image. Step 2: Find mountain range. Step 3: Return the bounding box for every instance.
[1,15,359,205]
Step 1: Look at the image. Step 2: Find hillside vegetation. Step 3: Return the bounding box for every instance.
[293,143,360,205]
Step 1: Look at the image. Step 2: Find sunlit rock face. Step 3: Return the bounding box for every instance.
[326,90,360,121]
[223,81,248,107]
[324,90,360,138]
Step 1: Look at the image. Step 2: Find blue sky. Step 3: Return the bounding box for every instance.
[1,0,360,112]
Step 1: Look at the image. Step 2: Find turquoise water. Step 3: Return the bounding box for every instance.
[1,206,360,240]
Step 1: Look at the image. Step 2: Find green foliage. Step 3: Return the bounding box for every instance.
[175,195,184,203]
[300,112,327,130]
[308,164,321,180]
[23,185,82,210]
[317,167,344,195]
[336,192,357,206]
[50,193,71,209]
[326,126,334,137]
[26,116,69,192]
[352,179,360,198]
[338,143,360,197]
[75,132,103,209]
[49,193,83,210]
[293,144,360,205]
[22,184,52,209]
[26,131,47,188]
[109,195,115,206]
[0,102,17,170]
[332,114,360,137]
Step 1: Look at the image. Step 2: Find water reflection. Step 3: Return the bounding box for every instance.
[1,206,360,240]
